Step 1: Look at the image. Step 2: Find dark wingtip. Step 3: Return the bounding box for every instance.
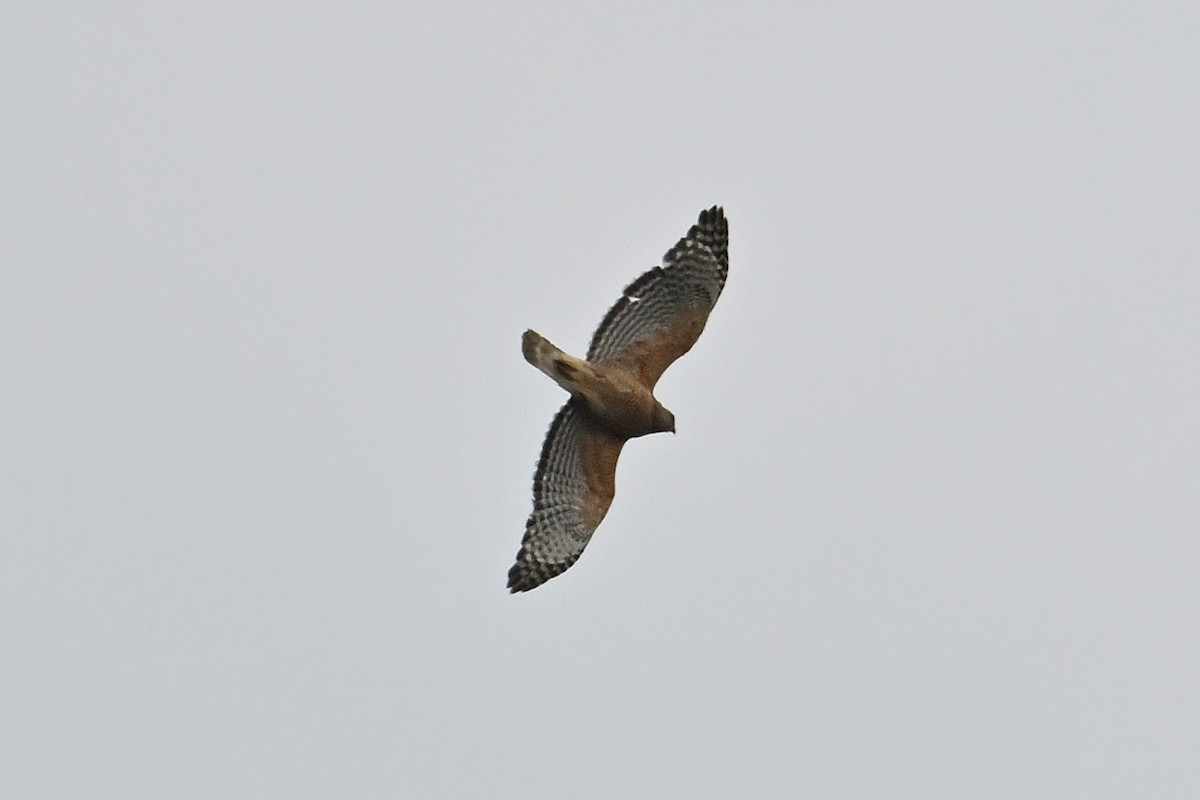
[697,205,726,229]
[506,543,578,594]
[687,205,729,276]
[507,566,534,593]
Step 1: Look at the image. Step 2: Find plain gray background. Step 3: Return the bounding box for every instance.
[4,2,1197,797]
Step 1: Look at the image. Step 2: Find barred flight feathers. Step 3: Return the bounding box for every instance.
[586,206,728,387]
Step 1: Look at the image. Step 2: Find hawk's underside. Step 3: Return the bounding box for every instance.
[507,206,729,592]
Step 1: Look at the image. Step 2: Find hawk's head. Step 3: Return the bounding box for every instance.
[651,403,676,435]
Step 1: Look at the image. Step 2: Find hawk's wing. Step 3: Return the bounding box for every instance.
[508,400,626,593]
[586,206,729,388]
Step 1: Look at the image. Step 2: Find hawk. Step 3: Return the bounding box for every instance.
[507,206,729,592]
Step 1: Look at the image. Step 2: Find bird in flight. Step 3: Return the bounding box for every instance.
[508,206,729,592]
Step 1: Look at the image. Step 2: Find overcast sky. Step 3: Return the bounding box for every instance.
[4,2,1198,798]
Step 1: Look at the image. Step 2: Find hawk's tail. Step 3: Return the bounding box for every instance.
[522,330,582,386]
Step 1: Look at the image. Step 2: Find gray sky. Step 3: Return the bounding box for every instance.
[4,2,1198,797]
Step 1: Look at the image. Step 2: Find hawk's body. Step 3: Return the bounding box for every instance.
[522,331,673,439]
[508,206,729,592]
